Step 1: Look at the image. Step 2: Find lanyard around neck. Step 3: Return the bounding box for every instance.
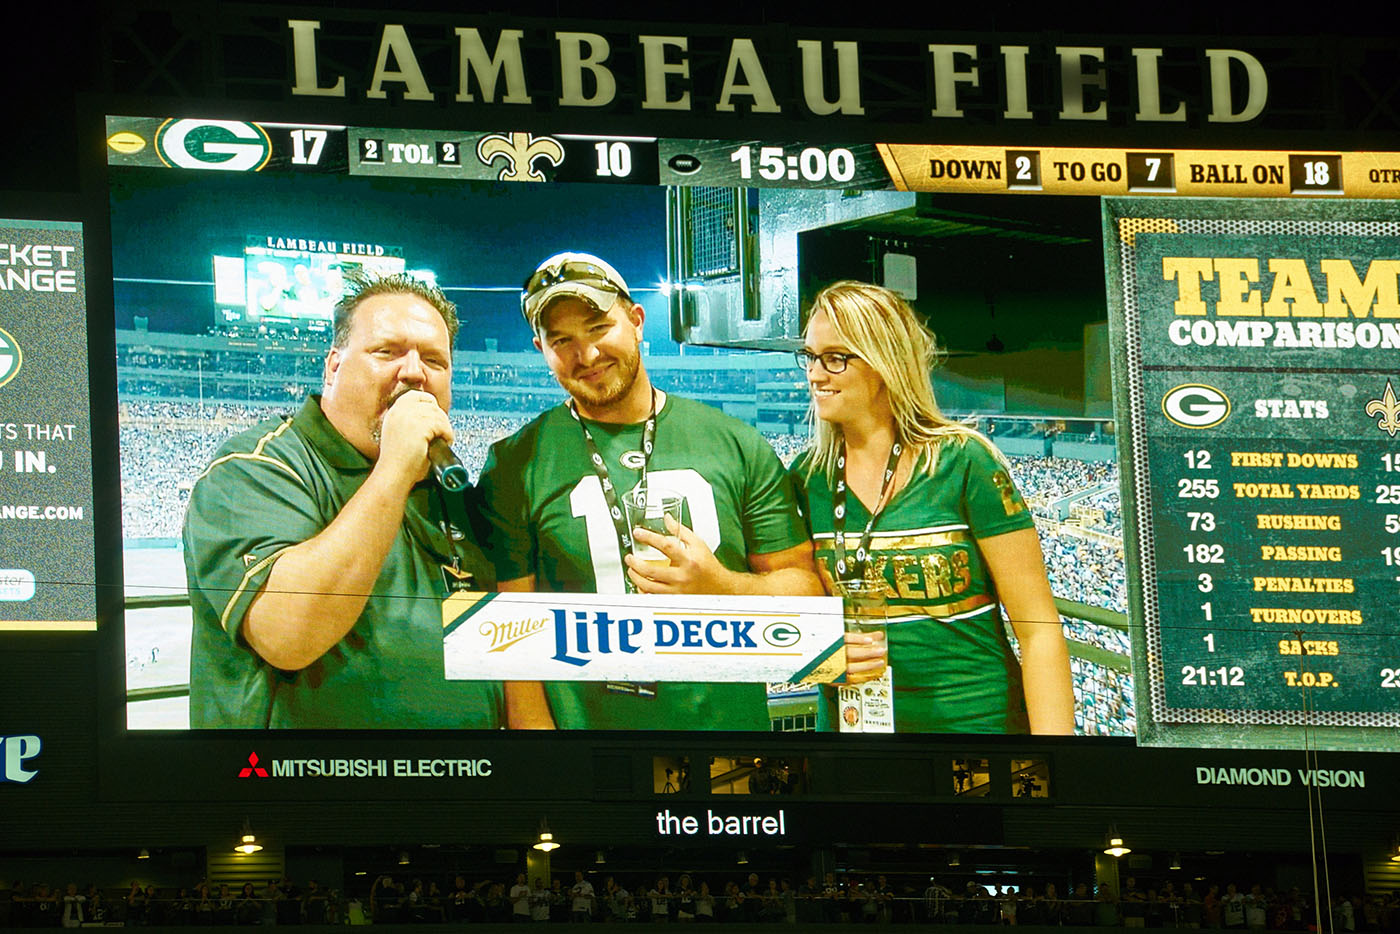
[831,438,903,584]
[569,389,657,589]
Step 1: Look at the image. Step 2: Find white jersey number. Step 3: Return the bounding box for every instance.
[568,468,722,592]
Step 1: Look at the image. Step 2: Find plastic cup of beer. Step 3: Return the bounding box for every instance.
[622,486,684,570]
[834,577,889,684]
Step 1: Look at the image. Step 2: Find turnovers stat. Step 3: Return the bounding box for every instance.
[1108,199,1400,752]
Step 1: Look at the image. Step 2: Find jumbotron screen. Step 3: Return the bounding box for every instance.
[104,115,1398,749]
[224,240,408,331]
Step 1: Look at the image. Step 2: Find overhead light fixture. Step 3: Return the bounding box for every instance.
[234,819,263,855]
[1103,826,1131,858]
[948,852,961,868]
[533,818,560,852]
[595,850,606,865]
[737,850,749,865]
[398,851,410,866]
[137,848,150,860]
[1391,840,1400,863]
[1170,853,1182,870]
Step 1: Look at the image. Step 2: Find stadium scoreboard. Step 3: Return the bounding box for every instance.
[100,113,1400,749]
[108,117,1400,200]
[1107,198,1400,751]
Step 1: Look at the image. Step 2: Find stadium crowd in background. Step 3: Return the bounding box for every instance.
[118,398,1137,736]
[1,872,1395,928]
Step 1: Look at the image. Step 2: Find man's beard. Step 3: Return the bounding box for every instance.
[558,343,641,409]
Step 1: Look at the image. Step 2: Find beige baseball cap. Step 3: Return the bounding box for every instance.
[520,252,631,332]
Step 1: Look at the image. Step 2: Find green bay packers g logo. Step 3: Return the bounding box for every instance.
[155,119,272,172]
[0,327,21,388]
[763,622,801,648]
[1162,383,1230,429]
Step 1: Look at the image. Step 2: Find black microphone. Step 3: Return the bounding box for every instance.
[429,438,469,492]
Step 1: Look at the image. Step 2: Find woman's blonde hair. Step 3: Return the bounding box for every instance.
[803,280,996,482]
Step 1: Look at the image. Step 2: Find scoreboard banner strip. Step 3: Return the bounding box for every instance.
[104,115,1400,201]
[441,591,846,683]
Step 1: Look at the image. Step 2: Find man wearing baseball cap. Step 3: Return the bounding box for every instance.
[474,251,824,729]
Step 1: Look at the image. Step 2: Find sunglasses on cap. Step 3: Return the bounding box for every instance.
[521,259,627,306]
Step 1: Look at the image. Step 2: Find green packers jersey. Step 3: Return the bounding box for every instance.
[791,435,1036,734]
[183,396,502,729]
[474,394,808,730]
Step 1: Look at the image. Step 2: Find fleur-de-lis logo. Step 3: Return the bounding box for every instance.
[1366,381,1400,437]
[476,132,564,182]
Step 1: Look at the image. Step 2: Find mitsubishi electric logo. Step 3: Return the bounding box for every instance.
[236,751,492,780]
[238,752,269,778]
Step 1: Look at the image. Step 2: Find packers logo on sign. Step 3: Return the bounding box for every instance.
[1162,383,1230,429]
[0,327,21,388]
[155,119,272,172]
[763,622,802,648]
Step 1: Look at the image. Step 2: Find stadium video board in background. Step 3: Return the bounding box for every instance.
[110,115,1130,736]
[0,219,95,632]
[1107,198,1400,753]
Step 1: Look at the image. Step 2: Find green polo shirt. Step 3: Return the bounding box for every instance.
[184,395,502,728]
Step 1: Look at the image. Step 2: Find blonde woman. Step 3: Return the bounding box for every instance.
[792,281,1074,733]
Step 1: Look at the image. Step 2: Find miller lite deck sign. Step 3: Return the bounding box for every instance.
[443,592,846,683]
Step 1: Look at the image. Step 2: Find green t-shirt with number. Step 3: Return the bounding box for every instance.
[790,434,1036,734]
[474,394,808,730]
[183,395,502,728]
